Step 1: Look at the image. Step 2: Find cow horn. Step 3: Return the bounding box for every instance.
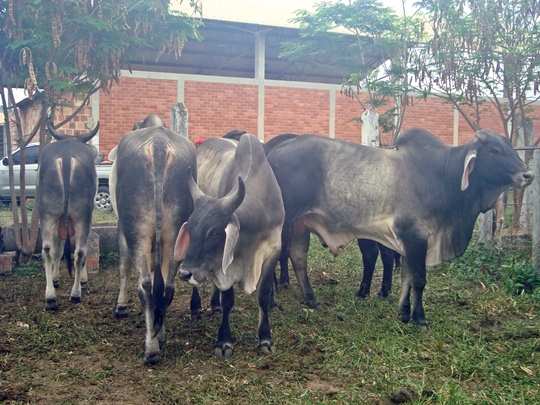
[47,120,100,144]
[186,167,204,202]
[75,122,100,143]
[47,120,69,141]
[220,176,245,216]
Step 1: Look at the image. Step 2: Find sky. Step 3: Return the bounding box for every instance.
[172,0,419,27]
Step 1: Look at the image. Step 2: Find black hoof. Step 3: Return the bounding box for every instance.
[69,296,81,304]
[45,298,58,311]
[142,352,160,365]
[211,306,222,317]
[214,343,233,359]
[53,280,59,289]
[113,305,129,318]
[377,290,390,298]
[355,290,369,299]
[191,309,204,321]
[258,340,277,355]
[305,298,320,308]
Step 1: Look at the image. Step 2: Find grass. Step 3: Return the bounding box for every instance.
[0,234,539,404]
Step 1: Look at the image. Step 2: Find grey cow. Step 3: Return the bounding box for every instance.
[266,129,533,328]
[174,134,284,358]
[111,121,196,364]
[39,121,99,310]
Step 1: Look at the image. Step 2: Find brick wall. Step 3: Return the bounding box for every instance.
[99,77,178,157]
[264,87,330,140]
[184,81,258,140]
[97,76,540,154]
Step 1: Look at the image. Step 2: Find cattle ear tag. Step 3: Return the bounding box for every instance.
[222,215,240,275]
[461,150,477,191]
[174,222,190,261]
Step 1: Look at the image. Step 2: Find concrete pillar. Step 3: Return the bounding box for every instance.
[361,108,380,147]
[170,102,188,137]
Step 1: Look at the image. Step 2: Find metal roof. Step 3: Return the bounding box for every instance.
[127,17,384,85]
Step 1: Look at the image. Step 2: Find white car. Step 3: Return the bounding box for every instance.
[0,143,40,202]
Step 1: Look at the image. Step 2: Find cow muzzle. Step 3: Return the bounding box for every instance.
[178,269,205,287]
[514,169,534,188]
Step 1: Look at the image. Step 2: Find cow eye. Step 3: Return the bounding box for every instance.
[489,147,500,155]
[207,230,220,240]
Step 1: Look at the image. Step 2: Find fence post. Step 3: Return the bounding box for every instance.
[533,149,540,271]
[477,211,493,243]
[361,108,379,147]
[170,102,188,138]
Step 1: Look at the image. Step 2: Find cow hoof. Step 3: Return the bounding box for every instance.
[377,290,390,298]
[211,306,222,317]
[258,340,276,355]
[414,320,430,331]
[113,305,129,318]
[401,313,411,324]
[45,298,58,311]
[214,343,233,359]
[142,351,160,365]
[278,280,289,288]
[53,280,59,288]
[355,289,369,299]
[69,296,81,304]
[191,309,204,321]
[305,298,320,308]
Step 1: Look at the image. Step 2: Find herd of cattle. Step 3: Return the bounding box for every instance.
[38,114,534,364]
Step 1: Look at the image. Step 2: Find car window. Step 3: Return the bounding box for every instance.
[10,145,39,165]
[26,145,39,164]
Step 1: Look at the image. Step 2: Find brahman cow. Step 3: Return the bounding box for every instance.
[174,134,284,359]
[111,122,196,364]
[266,129,533,328]
[39,121,99,310]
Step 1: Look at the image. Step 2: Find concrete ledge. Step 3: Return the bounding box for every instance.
[0,223,119,259]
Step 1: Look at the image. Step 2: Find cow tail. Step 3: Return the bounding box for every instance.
[152,143,167,337]
[62,155,73,277]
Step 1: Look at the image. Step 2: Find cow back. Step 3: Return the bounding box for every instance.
[38,138,98,216]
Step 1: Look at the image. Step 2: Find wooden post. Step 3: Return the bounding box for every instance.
[533,149,540,271]
[170,102,188,138]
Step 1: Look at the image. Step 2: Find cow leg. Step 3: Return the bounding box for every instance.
[277,242,290,286]
[215,286,234,359]
[289,230,319,307]
[398,259,412,323]
[377,243,394,298]
[190,287,203,320]
[356,239,378,298]
[131,250,161,365]
[210,285,222,316]
[398,239,429,329]
[258,253,279,354]
[41,219,63,311]
[69,222,91,303]
[114,232,131,318]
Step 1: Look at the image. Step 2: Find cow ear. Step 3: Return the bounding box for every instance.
[222,214,240,275]
[174,222,190,261]
[461,149,477,191]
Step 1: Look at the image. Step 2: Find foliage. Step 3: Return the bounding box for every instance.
[417,0,540,140]
[0,0,201,262]
[1,0,202,102]
[280,0,427,141]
